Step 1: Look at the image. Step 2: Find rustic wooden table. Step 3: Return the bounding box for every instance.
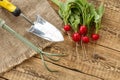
[0,0,120,80]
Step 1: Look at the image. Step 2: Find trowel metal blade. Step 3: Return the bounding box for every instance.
[28,15,64,42]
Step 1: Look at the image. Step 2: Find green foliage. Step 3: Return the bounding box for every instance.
[52,0,104,33]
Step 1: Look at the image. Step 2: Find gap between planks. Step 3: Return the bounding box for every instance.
[48,0,120,52]
[37,36,120,80]
[1,57,102,80]
[34,56,104,80]
[0,77,8,80]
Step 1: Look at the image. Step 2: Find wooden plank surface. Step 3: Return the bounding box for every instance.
[49,0,120,51]
[0,0,120,80]
[0,0,63,73]
[42,36,120,80]
[43,0,120,80]
[88,0,120,51]
[0,78,6,80]
[1,57,101,80]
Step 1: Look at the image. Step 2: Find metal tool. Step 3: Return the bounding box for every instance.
[0,0,64,42]
[0,18,66,72]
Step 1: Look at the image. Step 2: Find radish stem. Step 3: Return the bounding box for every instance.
[75,42,79,55]
[81,40,88,61]
[67,31,72,41]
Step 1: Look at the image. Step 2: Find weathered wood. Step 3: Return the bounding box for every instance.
[2,57,101,80]
[49,0,120,51]
[0,0,63,73]
[45,1,120,79]
[0,0,120,80]
[0,78,6,80]
[42,35,120,80]
[89,0,120,51]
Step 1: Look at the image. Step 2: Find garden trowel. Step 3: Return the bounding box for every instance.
[0,0,64,42]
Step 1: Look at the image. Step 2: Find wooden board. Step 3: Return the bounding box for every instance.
[42,36,120,80]
[0,0,63,73]
[50,0,120,51]
[42,0,120,80]
[88,0,120,51]
[1,57,101,80]
[0,0,120,80]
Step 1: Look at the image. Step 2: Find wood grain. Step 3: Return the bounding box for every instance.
[88,0,120,51]
[0,78,6,80]
[48,0,120,51]
[0,0,120,80]
[0,0,63,73]
[2,57,101,80]
[45,1,120,79]
[42,36,120,80]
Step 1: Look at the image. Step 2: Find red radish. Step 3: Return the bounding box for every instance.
[92,34,99,40]
[72,33,81,42]
[79,25,87,35]
[64,25,71,31]
[82,36,89,43]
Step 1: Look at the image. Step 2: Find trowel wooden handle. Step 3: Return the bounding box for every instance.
[0,0,21,16]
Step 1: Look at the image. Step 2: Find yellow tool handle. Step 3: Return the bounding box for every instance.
[0,0,21,16]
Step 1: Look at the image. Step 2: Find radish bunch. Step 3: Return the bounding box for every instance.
[52,0,104,43]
